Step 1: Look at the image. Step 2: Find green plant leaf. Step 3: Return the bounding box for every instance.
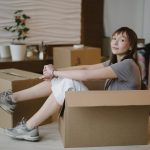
[23,27,29,32]
[14,10,23,14]
[4,26,13,31]
[21,22,25,26]
[23,36,27,40]
[22,14,30,19]
[4,10,30,41]
[12,29,16,32]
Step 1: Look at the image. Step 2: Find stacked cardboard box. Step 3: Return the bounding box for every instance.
[59,90,150,147]
[53,46,101,68]
[0,68,52,128]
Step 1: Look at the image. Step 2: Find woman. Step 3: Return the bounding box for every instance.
[0,27,141,141]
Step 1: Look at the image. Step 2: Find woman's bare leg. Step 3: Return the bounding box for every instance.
[26,94,61,129]
[13,80,52,103]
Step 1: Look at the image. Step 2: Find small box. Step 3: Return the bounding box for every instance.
[0,68,52,128]
[59,90,150,147]
[53,46,101,68]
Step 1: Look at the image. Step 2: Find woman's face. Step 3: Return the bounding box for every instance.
[111,32,131,60]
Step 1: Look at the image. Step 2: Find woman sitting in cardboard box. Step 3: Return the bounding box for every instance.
[0,27,142,141]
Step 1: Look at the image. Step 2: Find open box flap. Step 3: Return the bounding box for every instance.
[65,90,150,107]
[0,68,40,81]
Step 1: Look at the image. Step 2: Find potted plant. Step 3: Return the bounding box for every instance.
[3,10,30,61]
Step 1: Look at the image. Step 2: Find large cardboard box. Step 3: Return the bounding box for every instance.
[59,90,150,147]
[53,46,101,68]
[0,68,52,128]
[83,80,105,90]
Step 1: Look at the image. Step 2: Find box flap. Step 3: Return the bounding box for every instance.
[0,68,40,81]
[65,90,150,107]
[53,46,100,52]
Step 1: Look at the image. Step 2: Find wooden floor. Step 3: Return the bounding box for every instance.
[0,121,150,150]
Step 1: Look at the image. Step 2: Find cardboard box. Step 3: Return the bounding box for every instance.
[83,80,105,90]
[0,68,52,128]
[53,46,101,68]
[59,90,150,147]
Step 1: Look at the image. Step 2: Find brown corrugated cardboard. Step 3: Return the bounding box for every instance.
[59,90,150,147]
[83,80,105,90]
[53,46,101,68]
[0,68,52,128]
[0,68,41,92]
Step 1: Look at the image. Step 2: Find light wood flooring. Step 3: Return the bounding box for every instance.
[0,121,150,150]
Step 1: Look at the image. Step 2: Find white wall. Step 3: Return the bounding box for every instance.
[0,0,81,45]
[143,0,150,44]
[104,0,150,44]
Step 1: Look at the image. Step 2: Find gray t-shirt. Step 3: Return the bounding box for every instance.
[103,59,141,90]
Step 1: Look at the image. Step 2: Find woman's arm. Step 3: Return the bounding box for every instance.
[57,62,105,71]
[40,62,106,80]
[54,66,117,81]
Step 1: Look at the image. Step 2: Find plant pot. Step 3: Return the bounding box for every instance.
[10,44,27,61]
[0,45,11,58]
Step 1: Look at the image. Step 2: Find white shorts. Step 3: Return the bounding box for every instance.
[51,77,88,105]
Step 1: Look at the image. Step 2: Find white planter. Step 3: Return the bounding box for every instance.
[10,44,27,61]
[0,45,11,58]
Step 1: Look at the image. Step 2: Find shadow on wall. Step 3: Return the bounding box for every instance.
[102,37,111,58]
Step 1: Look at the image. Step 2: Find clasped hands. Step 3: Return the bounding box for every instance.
[39,64,55,80]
